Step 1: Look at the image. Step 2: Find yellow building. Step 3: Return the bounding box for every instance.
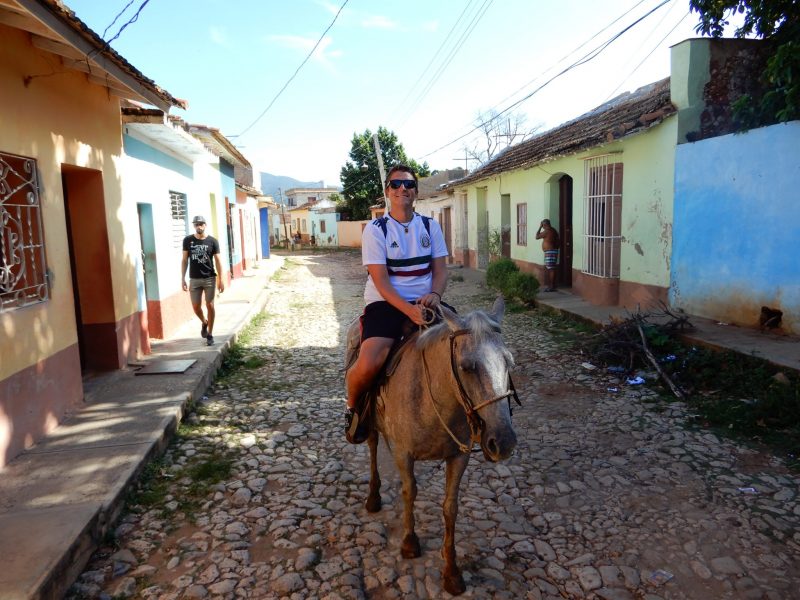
[0,0,184,467]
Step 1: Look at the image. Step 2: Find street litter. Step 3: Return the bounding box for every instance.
[738,487,758,494]
[607,365,626,373]
[581,362,597,370]
[648,569,674,586]
[716,321,729,326]
[607,387,619,393]
[626,376,645,385]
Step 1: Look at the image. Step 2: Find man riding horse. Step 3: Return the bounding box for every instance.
[345,164,449,443]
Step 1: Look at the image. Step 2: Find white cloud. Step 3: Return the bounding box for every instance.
[209,26,227,46]
[315,0,340,16]
[267,35,341,68]
[421,20,439,33]
[360,15,397,29]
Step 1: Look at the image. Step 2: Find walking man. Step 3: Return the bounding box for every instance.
[536,218,560,292]
[181,215,225,345]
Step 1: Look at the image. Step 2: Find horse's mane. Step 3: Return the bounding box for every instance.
[416,309,501,350]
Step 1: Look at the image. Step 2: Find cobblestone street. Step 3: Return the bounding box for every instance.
[69,251,800,600]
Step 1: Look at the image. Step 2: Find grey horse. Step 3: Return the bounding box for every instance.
[346,297,518,595]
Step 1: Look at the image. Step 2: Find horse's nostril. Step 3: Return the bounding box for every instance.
[487,438,498,456]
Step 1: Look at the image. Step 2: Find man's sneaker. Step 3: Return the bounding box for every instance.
[345,406,369,444]
[201,321,208,339]
[206,335,214,346]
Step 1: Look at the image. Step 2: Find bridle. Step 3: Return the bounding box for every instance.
[421,328,521,454]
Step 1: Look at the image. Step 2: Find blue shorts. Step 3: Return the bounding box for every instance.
[544,250,559,270]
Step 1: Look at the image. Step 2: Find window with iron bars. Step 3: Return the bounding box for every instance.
[0,151,49,311]
[170,191,188,249]
[582,154,622,278]
[516,203,527,246]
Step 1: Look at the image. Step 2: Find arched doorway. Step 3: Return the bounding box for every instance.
[558,175,573,288]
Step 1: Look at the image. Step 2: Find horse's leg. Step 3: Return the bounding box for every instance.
[365,429,382,513]
[441,453,469,596]
[395,452,421,558]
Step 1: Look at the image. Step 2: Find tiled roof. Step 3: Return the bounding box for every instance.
[449,78,674,188]
[16,0,185,110]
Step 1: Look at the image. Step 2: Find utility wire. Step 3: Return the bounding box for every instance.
[236,0,350,138]
[396,0,495,127]
[390,0,478,123]
[101,0,136,40]
[603,9,690,101]
[419,0,672,159]
[483,0,652,121]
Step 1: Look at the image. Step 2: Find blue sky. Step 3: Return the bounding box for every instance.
[66,0,717,187]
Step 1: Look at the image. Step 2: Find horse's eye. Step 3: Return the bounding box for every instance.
[459,360,475,372]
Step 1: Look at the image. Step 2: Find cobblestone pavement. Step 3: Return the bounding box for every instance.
[69,251,800,600]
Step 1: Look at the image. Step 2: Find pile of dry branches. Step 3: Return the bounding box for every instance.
[583,302,693,399]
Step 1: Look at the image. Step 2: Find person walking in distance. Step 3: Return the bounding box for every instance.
[536,218,560,292]
[181,215,225,345]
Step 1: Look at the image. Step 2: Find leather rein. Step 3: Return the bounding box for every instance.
[421,328,521,454]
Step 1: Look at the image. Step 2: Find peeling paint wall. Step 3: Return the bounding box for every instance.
[670,122,800,333]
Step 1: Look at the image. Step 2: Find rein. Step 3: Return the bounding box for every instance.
[421,327,521,454]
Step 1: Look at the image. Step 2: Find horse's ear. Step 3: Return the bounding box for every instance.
[489,296,505,324]
[440,304,463,332]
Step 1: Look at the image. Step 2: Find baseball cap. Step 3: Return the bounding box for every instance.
[192,215,206,224]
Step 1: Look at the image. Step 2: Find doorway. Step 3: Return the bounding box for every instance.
[558,175,574,288]
[61,165,118,371]
[500,194,511,259]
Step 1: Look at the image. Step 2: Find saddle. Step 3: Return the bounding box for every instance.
[344,317,425,425]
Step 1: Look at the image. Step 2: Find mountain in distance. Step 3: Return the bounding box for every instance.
[259,172,339,201]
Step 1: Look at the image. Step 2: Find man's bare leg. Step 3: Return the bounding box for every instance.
[346,337,393,409]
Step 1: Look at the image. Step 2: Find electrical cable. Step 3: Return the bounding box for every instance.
[419,0,672,159]
[390,0,479,123]
[236,0,350,138]
[396,0,495,127]
[603,9,690,101]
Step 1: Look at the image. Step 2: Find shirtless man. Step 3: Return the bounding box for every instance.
[535,219,559,292]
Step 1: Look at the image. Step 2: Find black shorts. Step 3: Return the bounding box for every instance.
[360,300,456,341]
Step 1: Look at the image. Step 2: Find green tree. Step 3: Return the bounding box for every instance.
[690,0,800,127]
[339,126,431,220]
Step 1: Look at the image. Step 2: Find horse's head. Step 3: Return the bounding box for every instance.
[436,297,518,462]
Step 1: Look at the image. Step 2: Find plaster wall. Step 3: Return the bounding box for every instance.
[457,117,676,294]
[339,221,369,247]
[671,121,800,333]
[0,26,134,379]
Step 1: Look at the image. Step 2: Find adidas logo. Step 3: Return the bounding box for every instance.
[390,241,399,248]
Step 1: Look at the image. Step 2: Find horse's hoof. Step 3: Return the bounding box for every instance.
[443,571,466,596]
[365,495,382,513]
[401,533,421,558]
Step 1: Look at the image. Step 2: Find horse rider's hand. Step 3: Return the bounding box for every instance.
[419,292,441,309]
[406,303,429,326]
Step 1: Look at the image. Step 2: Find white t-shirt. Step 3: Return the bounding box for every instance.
[362,213,449,305]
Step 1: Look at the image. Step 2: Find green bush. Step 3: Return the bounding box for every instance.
[506,271,540,304]
[486,258,518,291]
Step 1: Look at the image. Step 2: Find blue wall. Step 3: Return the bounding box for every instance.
[123,133,193,178]
[670,122,800,332]
[259,207,270,258]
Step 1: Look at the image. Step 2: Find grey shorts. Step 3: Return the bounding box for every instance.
[189,277,217,304]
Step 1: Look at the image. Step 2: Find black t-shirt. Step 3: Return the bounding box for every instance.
[183,235,220,279]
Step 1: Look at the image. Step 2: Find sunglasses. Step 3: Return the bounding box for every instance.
[387,179,417,190]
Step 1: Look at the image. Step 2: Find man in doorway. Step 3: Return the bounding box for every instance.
[536,218,560,292]
[345,164,449,443]
[181,215,225,345]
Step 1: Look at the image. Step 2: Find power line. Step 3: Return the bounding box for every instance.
[482,0,653,120]
[396,0,495,127]
[603,9,690,101]
[101,0,136,40]
[419,0,672,159]
[390,0,480,124]
[236,0,350,138]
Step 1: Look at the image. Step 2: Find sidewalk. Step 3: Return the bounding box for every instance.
[0,255,285,600]
[534,286,800,373]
